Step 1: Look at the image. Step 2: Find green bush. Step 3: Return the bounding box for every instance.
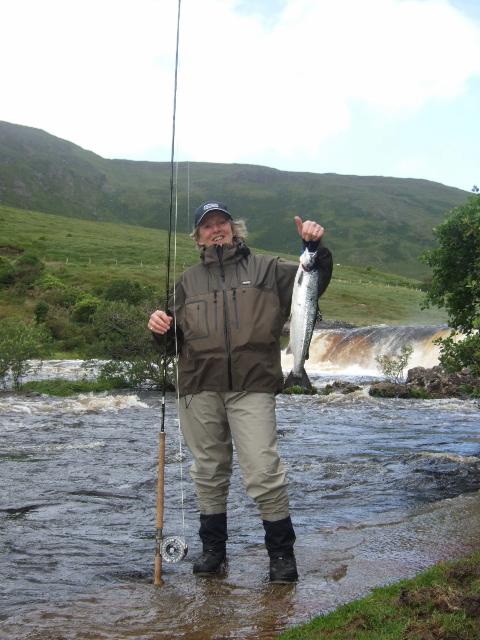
[13,253,45,286]
[19,378,126,396]
[34,300,49,323]
[0,319,51,388]
[37,274,67,291]
[103,279,154,305]
[90,300,174,389]
[44,306,91,353]
[0,256,15,286]
[72,294,102,324]
[43,285,79,308]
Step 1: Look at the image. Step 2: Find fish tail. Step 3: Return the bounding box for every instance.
[284,368,313,392]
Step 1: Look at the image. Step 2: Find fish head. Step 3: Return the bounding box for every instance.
[299,248,318,272]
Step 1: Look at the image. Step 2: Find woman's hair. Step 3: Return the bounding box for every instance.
[191,218,248,247]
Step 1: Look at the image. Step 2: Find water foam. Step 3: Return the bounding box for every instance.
[0,393,149,415]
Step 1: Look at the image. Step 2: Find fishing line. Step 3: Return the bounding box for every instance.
[154,0,187,585]
[173,160,187,541]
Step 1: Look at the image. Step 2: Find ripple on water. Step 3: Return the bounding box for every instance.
[1,388,480,639]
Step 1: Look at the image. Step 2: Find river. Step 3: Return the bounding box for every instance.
[1,326,480,639]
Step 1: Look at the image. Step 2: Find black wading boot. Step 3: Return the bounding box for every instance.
[263,516,298,583]
[193,513,227,575]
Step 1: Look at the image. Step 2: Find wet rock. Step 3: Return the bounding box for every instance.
[369,382,413,398]
[324,381,362,395]
[367,366,479,399]
[406,366,480,399]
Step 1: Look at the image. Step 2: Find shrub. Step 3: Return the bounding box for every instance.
[375,344,413,384]
[37,274,67,291]
[103,279,155,306]
[90,300,174,389]
[13,253,45,286]
[0,256,15,286]
[72,294,102,324]
[0,319,51,389]
[42,305,93,354]
[19,378,125,396]
[44,286,79,309]
[34,300,49,323]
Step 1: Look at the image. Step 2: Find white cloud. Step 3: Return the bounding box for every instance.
[1,0,479,169]
[175,0,480,162]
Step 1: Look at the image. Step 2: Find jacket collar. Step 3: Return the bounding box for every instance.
[201,241,250,266]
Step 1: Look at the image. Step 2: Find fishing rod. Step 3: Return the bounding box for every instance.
[154,0,187,586]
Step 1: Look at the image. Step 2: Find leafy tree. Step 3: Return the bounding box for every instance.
[375,344,413,384]
[422,195,480,374]
[423,196,479,332]
[435,333,480,377]
[0,319,51,389]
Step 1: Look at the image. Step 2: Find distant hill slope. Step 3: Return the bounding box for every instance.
[0,204,447,327]
[0,120,469,277]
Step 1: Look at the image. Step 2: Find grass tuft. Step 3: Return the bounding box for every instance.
[17,378,128,396]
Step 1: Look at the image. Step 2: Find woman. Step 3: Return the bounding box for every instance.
[148,200,332,582]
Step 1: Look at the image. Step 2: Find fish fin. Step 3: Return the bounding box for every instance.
[283,368,313,393]
[300,367,313,391]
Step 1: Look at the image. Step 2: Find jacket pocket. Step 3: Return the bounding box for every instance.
[184,299,209,340]
[229,286,281,350]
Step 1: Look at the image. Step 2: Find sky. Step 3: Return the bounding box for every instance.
[2,0,479,192]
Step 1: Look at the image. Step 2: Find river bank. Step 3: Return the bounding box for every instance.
[280,545,480,640]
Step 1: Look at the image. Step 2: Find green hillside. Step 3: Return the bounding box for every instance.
[0,121,469,278]
[0,205,446,328]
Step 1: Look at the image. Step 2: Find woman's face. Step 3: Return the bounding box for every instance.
[197,212,234,247]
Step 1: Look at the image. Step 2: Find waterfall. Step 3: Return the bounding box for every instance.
[282,325,451,376]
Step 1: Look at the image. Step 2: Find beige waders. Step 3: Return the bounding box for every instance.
[178,390,290,522]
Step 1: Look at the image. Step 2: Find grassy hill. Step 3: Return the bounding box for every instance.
[0,120,469,278]
[0,205,446,328]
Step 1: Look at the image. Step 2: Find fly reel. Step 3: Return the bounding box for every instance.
[161,536,188,563]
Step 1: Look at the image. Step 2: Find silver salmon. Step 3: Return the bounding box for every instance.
[284,248,321,391]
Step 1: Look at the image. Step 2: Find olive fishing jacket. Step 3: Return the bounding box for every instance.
[160,241,332,396]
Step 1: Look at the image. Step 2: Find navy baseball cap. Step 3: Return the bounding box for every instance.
[194,201,232,227]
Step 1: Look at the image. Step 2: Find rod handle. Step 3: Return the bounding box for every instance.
[154,548,163,586]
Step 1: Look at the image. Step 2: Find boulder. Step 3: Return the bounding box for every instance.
[406,366,479,398]
[324,381,362,395]
[369,382,413,398]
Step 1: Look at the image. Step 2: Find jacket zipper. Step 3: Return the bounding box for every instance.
[216,246,233,390]
[232,288,240,329]
[213,290,218,331]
